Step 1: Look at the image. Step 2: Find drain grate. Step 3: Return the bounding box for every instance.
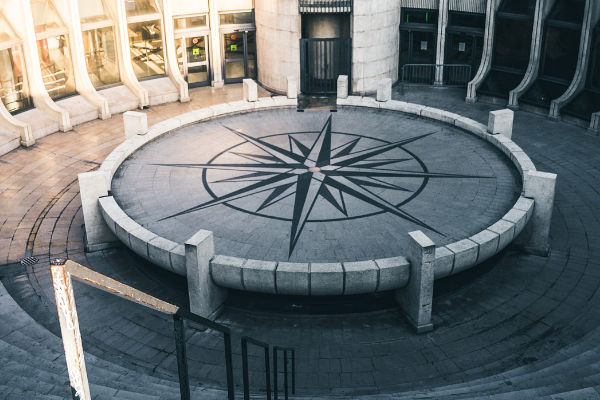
[20,257,39,267]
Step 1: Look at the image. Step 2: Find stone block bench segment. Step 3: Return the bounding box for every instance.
[374,257,410,292]
[488,219,516,252]
[434,247,454,279]
[337,75,348,99]
[446,239,479,275]
[123,111,147,138]
[78,171,116,251]
[397,231,435,334]
[210,255,245,290]
[310,263,344,296]
[522,171,558,256]
[185,230,226,319]
[343,260,378,295]
[469,230,500,264]
[276,262,309,295]
[243,79,258,102]
[488,109,514,139]
[242,259,278,294]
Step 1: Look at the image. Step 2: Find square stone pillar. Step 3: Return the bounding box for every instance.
[78,171,116,251]
[287,76,298,99]
[488,109,514,139]
[396,231,435,333]
[377,78,392,102]
[522,171,557,256]
[123,111,147,138]
[243,79,258,102]
[337,75,348,99]
[185,230,227,318]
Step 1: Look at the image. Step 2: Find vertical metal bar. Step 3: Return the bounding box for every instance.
[273,348,278,400]
[50,259,92,400]
[265,346,272,400]
[242,338,250,400]
[224,332,235,400]
[283,351,289,400]
[291,349,296,395]
[173,315,191,400]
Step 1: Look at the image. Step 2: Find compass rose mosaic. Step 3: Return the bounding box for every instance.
[111,108,520,262]
[155,115,492,257]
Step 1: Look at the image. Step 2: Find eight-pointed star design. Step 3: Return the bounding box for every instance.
[155,115,492,258]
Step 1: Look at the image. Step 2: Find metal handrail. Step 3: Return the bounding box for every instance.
[49,259,237,400]
[298,0,353,13]
[400,63,472,87]
[273,346,296,400]
[242,336,272,400]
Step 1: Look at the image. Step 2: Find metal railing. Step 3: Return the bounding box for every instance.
[273,346,296,400]
[400,64,472,86]
[49,259,295,400]
[299,0,352,13]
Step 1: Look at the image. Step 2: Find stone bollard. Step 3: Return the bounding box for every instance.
[123,111,147,138]
[78,171,117,251]
[396,231,435,333]
[488,109,514,139]
[337,75,348,99]
[377,78,392,102]
[522,170,557,256]
[185,230,227,318]
[243,79,258,102]
[287,76,298,99]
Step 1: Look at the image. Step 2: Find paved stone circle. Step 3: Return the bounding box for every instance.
[111,107,521,263]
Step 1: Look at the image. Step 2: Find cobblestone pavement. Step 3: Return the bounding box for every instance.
[112,107,519,262]
[1,85,600,399]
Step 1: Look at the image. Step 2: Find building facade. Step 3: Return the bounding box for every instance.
[0,0,598,156]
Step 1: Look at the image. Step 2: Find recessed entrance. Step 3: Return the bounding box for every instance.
[177,35,210,87]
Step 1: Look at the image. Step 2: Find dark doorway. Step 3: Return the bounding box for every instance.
[300,14,351,94]
[300,38,352,94]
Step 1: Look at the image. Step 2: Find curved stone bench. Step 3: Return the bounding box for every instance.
[98,96,536,297]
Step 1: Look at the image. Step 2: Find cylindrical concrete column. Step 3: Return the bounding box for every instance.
[353,0,401,95]
[254,0,301,94]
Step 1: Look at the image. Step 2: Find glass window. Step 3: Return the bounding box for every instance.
[128,20,165,78]
[175,15,208,30]
[31,0,65,34]
[493,17,534,70]
[401,9,438,25]
[541,26,581,81]
[549,0,586,24]
[124,0,159,17]
[78,0,110,24]
[448,12,485,29]
[246,31,256,79]
[223,32,245,80]
[83,26,120,88]
[411,31,436,63]
[37,35,76,99]
[499,0,536,15]
[399,30,410,66]
[219,12,253,25]
[0,46,32,113]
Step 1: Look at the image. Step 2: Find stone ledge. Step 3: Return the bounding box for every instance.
[447,239,479,274]
[276,262,310,295]
[374,257,410,291]
[211,255,245,290]
[242,259,278,294]
[343,260,378,295]
[310,263,344,296]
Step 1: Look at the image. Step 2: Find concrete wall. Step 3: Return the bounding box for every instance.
[353,0,401,95]
[255,0,301,94]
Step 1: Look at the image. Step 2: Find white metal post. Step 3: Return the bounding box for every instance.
[50,259,92,400]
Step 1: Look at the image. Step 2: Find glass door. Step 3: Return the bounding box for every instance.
[178,35,210,87]
[223,31,257,83]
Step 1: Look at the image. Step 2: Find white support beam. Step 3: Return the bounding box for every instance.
[160,0,190,102]
[107,0,149,108]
